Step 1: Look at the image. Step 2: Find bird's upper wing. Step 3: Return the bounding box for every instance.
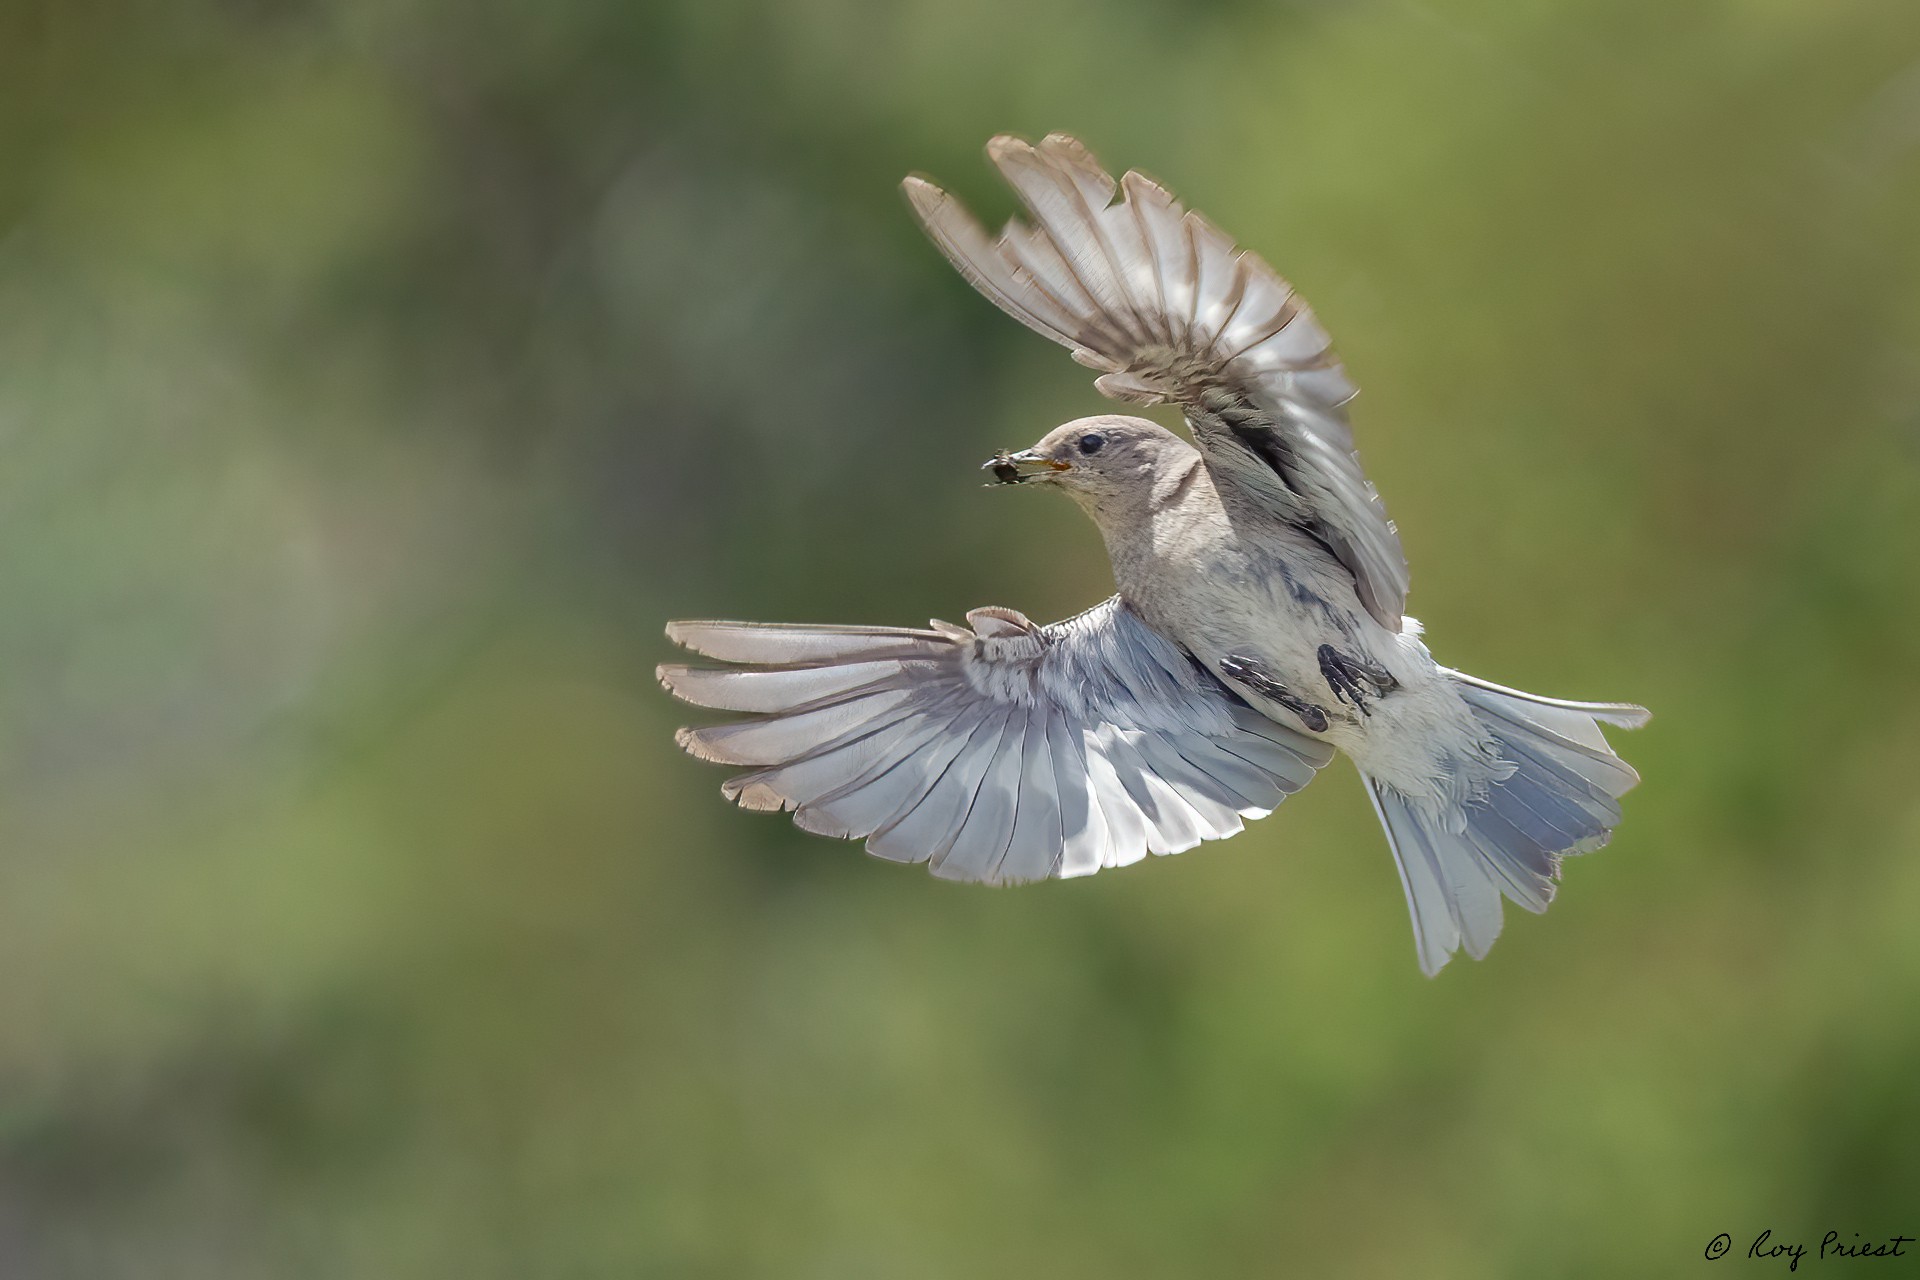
[904,134,1409,629]
[660,597,1332,882]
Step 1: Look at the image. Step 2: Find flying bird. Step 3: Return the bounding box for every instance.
[659,134,1648,975]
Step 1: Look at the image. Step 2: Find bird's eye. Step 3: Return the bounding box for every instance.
[1077,433,1106,456]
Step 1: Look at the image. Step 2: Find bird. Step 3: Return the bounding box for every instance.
[658,133,1648,975]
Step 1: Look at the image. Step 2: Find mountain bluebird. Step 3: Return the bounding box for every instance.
[660,135,1648,975]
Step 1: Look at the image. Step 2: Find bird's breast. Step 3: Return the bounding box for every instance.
[1121,529,1353,682]
[1113,516,1446,748]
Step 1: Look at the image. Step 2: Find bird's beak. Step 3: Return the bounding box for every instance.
[983,449,1071,485]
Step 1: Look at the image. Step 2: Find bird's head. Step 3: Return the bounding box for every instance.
[983,416,1191,517]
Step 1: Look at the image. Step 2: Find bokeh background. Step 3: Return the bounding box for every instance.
[3,0,1918,1275]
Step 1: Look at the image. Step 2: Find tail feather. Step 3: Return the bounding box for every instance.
[1367,781,1507,969]
[1370,675,1649,976]
[1451,670,1651,733]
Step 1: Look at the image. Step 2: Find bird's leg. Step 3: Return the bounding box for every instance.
[1317,645,1397,716]
[1219,653,1330,733]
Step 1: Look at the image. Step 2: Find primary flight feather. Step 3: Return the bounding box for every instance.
[660,134,1648,975]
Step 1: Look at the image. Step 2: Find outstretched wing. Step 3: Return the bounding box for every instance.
[904,134,1409,629]
[660,597,1332,883]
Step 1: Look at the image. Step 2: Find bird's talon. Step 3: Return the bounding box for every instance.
[1318,644,1394,718]
[1220,653,1331,733]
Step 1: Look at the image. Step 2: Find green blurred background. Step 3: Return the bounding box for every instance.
[2,0,1918,1275]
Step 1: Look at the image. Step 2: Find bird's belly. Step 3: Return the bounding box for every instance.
[1120,549,1475,793]
[1124,550,1362,703]
[1169,584,1357,716]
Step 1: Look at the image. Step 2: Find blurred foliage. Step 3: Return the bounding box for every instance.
[1,0,1918,1275]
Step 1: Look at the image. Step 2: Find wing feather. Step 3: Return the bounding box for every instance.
[786,709,975,838]
[1048,712,1108,878]
[723,711,936,814]
[663,597,1328,882]
[996,707,1066,883]
[1083,736,1149,871]
[664,620,946,666]
[865,705,1003,866]
[933,705,1028,882]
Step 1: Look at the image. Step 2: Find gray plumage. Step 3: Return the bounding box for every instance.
[663,600,1332,883]
[661,134,1649,975]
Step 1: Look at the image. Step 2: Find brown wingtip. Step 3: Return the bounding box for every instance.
[675,725,744,764]
[722,776,792,812]
[985,133,1032,162]
[1038,133,1102,168]
[1120,168,1175,203]
[900,174,944,215]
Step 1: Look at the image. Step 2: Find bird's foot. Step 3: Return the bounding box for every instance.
[1219,653,1330,733]
[1317,645,1397,717]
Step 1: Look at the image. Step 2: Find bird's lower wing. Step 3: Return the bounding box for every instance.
[660,596,1332,882]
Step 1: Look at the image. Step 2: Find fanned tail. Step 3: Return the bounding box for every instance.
[1368,674,1650,976]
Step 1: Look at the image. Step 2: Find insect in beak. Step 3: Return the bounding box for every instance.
[982,449,1071,485]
